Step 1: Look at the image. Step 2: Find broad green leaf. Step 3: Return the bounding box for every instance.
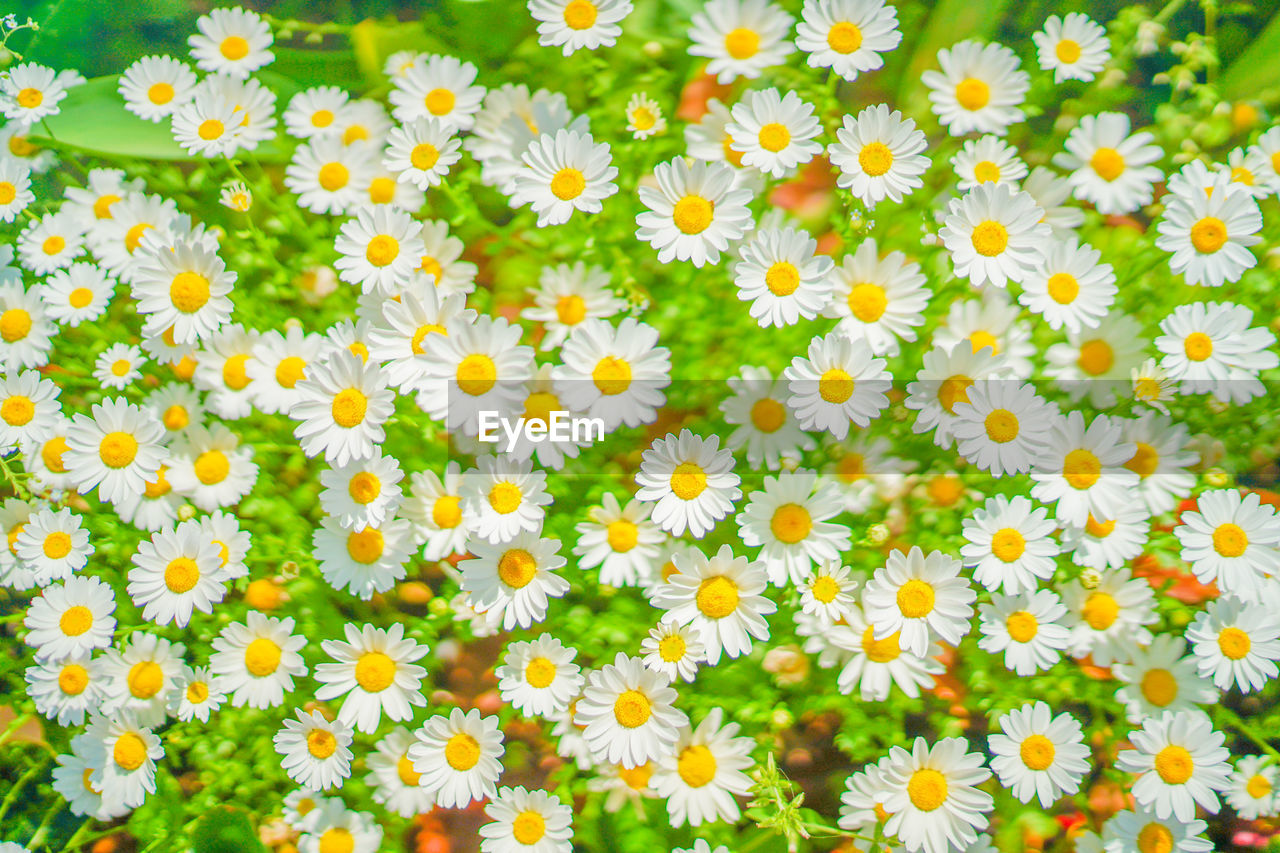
[39,76,190,160]
[350,18,440,83]
[1219,10,1280,101]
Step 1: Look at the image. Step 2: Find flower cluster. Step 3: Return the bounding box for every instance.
[2,2,1280,853]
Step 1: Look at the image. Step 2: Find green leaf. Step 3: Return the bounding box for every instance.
[39,76,190,161]
[1219,10,1280,101]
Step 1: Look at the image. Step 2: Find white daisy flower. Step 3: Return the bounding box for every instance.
[1186,596,1280,693]
[635,429,742,538]
[1030,412,1138,528]
[988,702,1091,806]
[575,651,688,768]
[797,560,858,626]
[274,709,354,792]
[1174,489,1280,598]
[652,707,753,827]
[314,623,428,733]
[460,531,570,629]
[784,332,891,440]
[795,0,901,80]
[365,728,434,819]
[63,397,165,506]
[1155,300,1278,401]
[409,707,505,808]
[17,211,85,275]
[827,103,929,209]
[732,226,833,328]
[530,0,633,55]
[1033,13,1111,83]
[388,54,485,131]
[933,290,1035,378]
[132,236,235,345]
[1045,311,1148,408]
[510,129,619,226]
[382,117,461,190]
[334,206,426,296]
[168,665,224,723]
[688,0,795,83]
[319,453,404,531]
[1061,567,1157,666]
[824,238,928,356]
[922,39,1029,136]
[165,423,258,511]
[1053,112,1163,214]
[423,314,533,436]
[950,378,1054,477]
[953,134,1027,190]
[284,136,375,215]
[91,343,144,391]
[639,619,706,683]
[1,62,67,128]
[1119,412,1196,516]
[625,92,666,139]
[863,546,974,658]
[1224,755,1279,820]
[313,515,414,600]
[290,350,395,467]
[298,800,383,853]
[879,736,994,853]
[523,262,625,351]
[0,289,52,371]
[1103,807,1211,853]
[904,343,1007,450]
[830,604,944,701]
[479,785,575,853]
[726,87,822,178]
[209,611,308,709]
[553,316,670,431]
[1116,710,1231,823]
[0,158,35,223]
[497,635,583,718]
[961,495,1059,593]
[573,493,665,588]
[188,7,274,78]
[126,519,226,628]
[245,325,331,416]
[940,183,1049,287]
[1021,165,1085,237]
[1018,238,1115,333]
[26,653,105,727]
[737,469,850,586]
[720,366,815,470]
[977,590,1071,676]
[1061,506,1152,571]
[1113,635,1217,723]
[653,544,777,664]
[83,712,163,812]
[635,158,754,267]
[403,463,470,560]
[281,85,349,140]
[1155,175,1263,287]
[0,368,59,454]
[460,455,553,544]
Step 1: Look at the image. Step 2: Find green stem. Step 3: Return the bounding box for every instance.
[1219,705,1280,760]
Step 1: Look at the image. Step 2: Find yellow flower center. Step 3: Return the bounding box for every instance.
[819,368,854,404]
[1190,216,1227,253]
[1055,39,1082,63]
[1086,515,1117,538]
[194,449,230,485]
[273,356,306,389]
[113,733,148,771]
[1047,272,1079,304]
[749,398,785,432]
[186,681,209,703]
[445,732,481,769]
[170,271,211,314]
[355,651,396,692]
[857,140,893,176]
[696,575,740,619]
[811,575,840,603]
[550,167,586,201]
[758,122,791,153]
[99,431,139,469]
[59,605,93,636]
[307,728,337,759]
[724,27,760,59]
[613,689,652,728]
[433,495,462,528]
[513,811,547,845]
[669,462,707,500]
[1212,522,1248,557]
[197,119,225,141]
[555,294,586,325]
[991,528,1025,562]
[92,194,120,219]
[1218,626,1251,660]
[847,282,888,322]
[970,220,1009,256]
[1182,332,1213,362]
[770,503,812,544]
[630,106,656,130]
[955,78,990,111]
[318,162,350,191]
[1077,339,1114,376]
[498,548,538,588]
[658,633,686,662]
[128,661,164,699]
[765,261,800,296]
[41,436,69,473]
[1006,610,1039,643]
[592,356,632,395]
[425,88,456,116]
[42,235,66,255]
[244,637,282,676]
[1062,448,1102,489]
[1082,592,1119,630]
[0,395,33,426]
[1140,668,1178,707]
[16,88,43,108]
[673,195,714,234]
[488,481,523,514]
[59,663,89,695]
[319,829,353,853]
[165,557,200,593]
[146,82,175,106]
[677,744,718,787]
[827,20,863,53]
[1246,774,1272,799]
[1020,734,1056,771]
[938,375,972,413]
[1154,745,1194,785]
[331,388,368,428]
[984,409,1019,443]
[861,625,901,662]
[397,754,422,786]
[220,35,250,60]
[347,472,381,505]
[524,656,557,688]
[606,519,638,552]
[410,142,440,170]
[365,234,400,267]
[346,527,385,564]
[973,160,1001,183]
[907,768,948,811]
[456,353,497,396]
[1090,148,1126,181]
[0,309,32,342]
[896,579,935,618]
[0,182,14,205]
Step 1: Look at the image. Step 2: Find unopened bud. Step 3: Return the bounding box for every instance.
[866,523,890,545]
[1080,568,1102,589]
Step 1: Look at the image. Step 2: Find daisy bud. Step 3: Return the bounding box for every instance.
[1079,568,1102,589]
[177,503,197,521]
[866,523,890,545]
